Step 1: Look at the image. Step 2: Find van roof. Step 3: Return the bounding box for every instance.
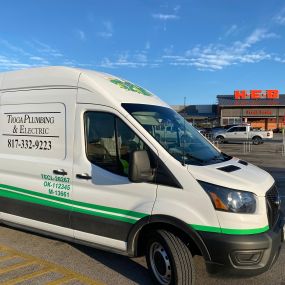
[0,66,101,90]
[0,66,168,107]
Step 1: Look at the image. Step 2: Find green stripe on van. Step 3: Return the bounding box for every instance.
[0,184,148,219]
[190,224,269,235]
[0,184,270,234]
[0,187,139,224]
[0,186,146,224]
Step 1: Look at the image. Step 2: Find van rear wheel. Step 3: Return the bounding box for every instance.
[146,230,195,285]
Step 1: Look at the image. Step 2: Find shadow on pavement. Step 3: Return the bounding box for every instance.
[73,244,153,285]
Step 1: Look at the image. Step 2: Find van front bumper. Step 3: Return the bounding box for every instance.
[198,216,284,276]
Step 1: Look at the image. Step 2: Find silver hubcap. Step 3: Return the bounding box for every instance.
[149,242,172,285]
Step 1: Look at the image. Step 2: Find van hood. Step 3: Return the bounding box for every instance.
[187,157,274,196]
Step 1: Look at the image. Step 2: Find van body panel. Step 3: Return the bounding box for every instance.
[215,196,268,233]
[1,212,74,237]
[73,229,127,251]
[0,88,76,237]
[0,74,4,90]
[153,185,221,230]
[71,102,157,249]
[1,66,80,91]
[77,72,169,107]
[187,158,274,196]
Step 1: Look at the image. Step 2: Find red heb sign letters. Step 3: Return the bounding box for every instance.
[234,90,279,100]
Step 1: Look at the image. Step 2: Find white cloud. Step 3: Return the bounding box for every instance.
[75,29,86,41]
[275,15,285,25]
[135,53,147,62]
[99,27,280,71]
[274,8,285,25]
[152,5,180,32]
[0,55,37,71]
[152,14,179,20]
[162,28,278,71]
[103,21,113,32]
[225,25,238,37]
[145,41,151,50]
[244,28,278,46]
[173,5,180,13]
[99,51,159,69]
[29,56,49,64]
[98,32,113,39]
[0,39,82,71]
[100,57,146,68]
[163,45,174,55]
[98,21,113,39]
[29,40,64,57]
[0,39,32,57]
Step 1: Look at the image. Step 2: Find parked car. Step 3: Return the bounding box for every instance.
[214,124,273,145]
[210,125,236,137]
[195,127,207,135]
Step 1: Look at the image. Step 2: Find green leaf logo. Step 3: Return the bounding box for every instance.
[110,78,152,96]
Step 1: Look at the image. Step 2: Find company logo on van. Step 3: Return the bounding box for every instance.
[109,78,152,96]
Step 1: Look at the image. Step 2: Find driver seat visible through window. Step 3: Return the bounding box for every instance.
[85,112,147,176]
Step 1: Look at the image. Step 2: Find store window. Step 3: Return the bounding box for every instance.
[221,117,242,126]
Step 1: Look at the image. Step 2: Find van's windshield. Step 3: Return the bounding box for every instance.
[122,103,231,165]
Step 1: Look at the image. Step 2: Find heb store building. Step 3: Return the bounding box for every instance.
[217,90,285,130]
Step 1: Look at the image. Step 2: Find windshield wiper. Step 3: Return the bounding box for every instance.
[184,153,205,165]
[208,153,232,163]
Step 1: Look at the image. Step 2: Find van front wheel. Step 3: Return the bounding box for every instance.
[146,230,195,285]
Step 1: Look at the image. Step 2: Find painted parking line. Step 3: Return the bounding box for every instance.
[0,245,104,285]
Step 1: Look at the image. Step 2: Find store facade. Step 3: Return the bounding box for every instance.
[174,104,218,127]
[218,90,285,130]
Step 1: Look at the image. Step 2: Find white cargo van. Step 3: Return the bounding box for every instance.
[0,67,283,285]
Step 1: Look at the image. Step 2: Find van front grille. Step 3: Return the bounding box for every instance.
[265,184,280,229]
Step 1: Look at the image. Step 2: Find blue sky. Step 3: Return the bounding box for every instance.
[1,0,285,105]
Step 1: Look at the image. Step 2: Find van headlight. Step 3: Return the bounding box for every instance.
[199,181,256,213]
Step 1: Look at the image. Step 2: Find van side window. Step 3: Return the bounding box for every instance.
[85,112,146,176]
[116,118,147,175]
[85,112,119,174]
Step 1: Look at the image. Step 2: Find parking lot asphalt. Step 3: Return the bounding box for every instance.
[0,134,284,285]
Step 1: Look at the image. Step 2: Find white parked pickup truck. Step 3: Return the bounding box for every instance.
[214,125,273,145]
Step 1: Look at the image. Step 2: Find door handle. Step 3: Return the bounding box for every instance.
[53,169,67,176]
[76,173,92,180]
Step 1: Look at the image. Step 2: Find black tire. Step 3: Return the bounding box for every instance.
[252,136,262,145]
[146,230,195,285]
[216,135,224,144]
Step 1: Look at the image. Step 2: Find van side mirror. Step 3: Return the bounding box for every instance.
[129,150,154,183]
